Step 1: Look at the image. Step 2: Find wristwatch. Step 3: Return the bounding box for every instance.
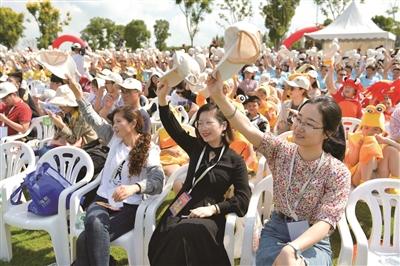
[286,242,301,259]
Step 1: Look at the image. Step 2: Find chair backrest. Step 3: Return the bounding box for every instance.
[0,115,55,144]
[38,146,93,184]
[342,117,361,139]
[240,175,274,266]
[346,178,400,258]
[277,130,293,141]
[0,141,35,180]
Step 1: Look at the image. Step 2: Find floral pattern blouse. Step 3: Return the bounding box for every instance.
[256,132,351,228]
[390,105,400,140]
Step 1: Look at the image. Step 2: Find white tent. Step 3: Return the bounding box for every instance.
[306,0,395,43]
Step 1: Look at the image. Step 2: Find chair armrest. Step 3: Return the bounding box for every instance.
[337,214,354,266]
[1,133,27,144]
[346,205,369,266]
[69,175,102,237]
[224,213,237,266]
[0,173,26,213]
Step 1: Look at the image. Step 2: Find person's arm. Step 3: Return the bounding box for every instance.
[376,134,400,151]
[208,71,264,148]
[157,82,197,154]
[67,77,114,143]
[326,64,337,96]
[274,222,331,266]
[93,87,105,112]
[0,114,29,133]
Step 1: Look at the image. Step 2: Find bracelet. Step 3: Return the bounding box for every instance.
[214,204,220,214]
[225,106,237,120]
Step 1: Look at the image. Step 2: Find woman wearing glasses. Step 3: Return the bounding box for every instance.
[67,78,164,266]
[209,72,350,266]
[148,81,251,266]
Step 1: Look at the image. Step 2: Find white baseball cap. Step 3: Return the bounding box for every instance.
[118,78,142,91]
[0,82,17,99]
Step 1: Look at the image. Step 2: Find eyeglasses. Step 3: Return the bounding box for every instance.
[194,120,218,129]
[291,114,323,130]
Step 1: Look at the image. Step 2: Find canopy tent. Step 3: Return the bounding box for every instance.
[305,0,395,50]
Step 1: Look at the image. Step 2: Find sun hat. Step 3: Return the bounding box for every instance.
[0,74,8,82]
[125,67,137,77]
[244,65,257,73]
[0,82,17,99]
[307,70,318,79]
[35,50,79,79]
[97,69,123,84]
[118,78,142,91]
[160,51,201,88]
[285,76,310,90]
[214,21,262,81]
[48,84,78,107]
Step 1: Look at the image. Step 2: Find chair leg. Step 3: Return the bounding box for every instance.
[0,216,12,261]
[49,228,71,266]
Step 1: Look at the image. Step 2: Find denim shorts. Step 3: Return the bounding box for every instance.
[255,212,332,266]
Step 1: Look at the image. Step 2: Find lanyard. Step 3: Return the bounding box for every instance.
[188,145,226,194]
[285,148,326,221]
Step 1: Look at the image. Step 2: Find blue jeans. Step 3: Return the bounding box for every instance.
[75,196,138,266]
[256,212,332,266]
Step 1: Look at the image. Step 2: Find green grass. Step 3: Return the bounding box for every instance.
[0,201,376,266]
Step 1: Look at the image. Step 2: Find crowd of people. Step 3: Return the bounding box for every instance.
[0,21,400,265]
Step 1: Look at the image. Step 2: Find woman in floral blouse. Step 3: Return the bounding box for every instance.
[209,72,351,266]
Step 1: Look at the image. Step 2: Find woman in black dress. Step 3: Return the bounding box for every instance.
[148,81,251,266]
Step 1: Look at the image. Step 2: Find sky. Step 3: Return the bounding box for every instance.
[0,0,396,48]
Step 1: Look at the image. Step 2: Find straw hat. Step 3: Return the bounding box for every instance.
[214,21,262,81]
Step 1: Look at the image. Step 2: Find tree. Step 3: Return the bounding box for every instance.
[260,0,300,48]
[176,0,213,46]
[313,0,365,20]
[154,19,170,51]
[124,20,150,50]
[0,7,24,48]
[26,0,71,49]
[372,15,400,46]
[81,17,125,50]
[217,0,253,28]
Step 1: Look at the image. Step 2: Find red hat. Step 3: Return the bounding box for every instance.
[339,77,363,100]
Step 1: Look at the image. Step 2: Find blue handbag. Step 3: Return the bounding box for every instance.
[10,162,72,216]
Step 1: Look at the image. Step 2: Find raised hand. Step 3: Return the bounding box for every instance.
[207,70,224,99]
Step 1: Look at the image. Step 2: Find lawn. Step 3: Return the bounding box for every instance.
[0,202,373,266]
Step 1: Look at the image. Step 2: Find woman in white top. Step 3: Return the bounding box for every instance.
[68,78,164,266]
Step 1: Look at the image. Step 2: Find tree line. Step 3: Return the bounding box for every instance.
[0,0,399,50]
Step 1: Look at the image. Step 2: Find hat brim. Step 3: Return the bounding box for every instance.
[37,55,80,80]
[48,96,78,107]
[0,91,11,99]
[160,67,182,88]
[285,80,309,90]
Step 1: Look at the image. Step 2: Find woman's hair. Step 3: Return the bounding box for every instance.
[299,96,346,161]
[194,103,234,145]
[110,106,151,176]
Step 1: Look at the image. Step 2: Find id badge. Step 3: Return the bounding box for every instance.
[169,192,192,217]
[287,220,310,241]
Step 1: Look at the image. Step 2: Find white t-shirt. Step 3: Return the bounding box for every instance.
[96,135,160,205]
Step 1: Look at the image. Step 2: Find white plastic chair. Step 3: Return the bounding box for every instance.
[336,214,354,266]
[240,175,273,266]
[0,115,55,147]
[0,146,94,265]
[144,164,240,265]
[69,173,156,266]
[0,141,35,181]
[342,117,361,139]
[277,130,293,141]
[344,178,400,266]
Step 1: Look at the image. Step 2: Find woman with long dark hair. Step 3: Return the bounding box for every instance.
[209,71,351,266]
[148,80,251,266]
[67,78,164,266]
